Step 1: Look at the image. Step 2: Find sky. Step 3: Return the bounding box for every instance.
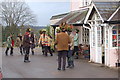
[0,0,70,26]
[26,1,70,26]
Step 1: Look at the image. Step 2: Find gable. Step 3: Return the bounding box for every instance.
[94,1,119,21]
[110,7,120,21]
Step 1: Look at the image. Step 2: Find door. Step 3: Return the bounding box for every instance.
[96,26,102,63]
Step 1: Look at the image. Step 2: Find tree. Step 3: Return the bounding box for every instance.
[0,0,37,43]
[0,0,36,27]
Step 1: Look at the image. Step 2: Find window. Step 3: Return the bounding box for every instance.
[83,0,88,6]
[82,27,89,44]
[112,26,120,47]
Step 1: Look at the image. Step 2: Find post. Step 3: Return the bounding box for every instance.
[51,25,56,52]
[53,26,56,42]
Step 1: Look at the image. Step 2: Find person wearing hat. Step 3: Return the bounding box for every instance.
[38,29,53,56]
[38,30,44,54]
[38,29,46,55]
[16,34,23,55]
[23,28,31,63]
[55,27,71,71]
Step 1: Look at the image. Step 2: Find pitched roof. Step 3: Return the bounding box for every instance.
[55,8,89,25]
[68,9,88,23]
[93,1,120,21]
[50,13,69,20]
[110,7,120,21]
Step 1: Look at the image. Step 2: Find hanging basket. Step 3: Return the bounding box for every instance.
[59,24,73,31]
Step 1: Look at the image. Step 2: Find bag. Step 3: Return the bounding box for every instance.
[31,44,35,48]
[33,44,35,48]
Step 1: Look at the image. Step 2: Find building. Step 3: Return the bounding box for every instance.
[50,0,120,67]
[50,0,90,45]
[83,1,120,67]
[70,0,92,11]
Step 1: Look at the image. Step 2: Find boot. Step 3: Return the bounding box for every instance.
[42,51,44,55]
[24,54,30,63]
[5,47,9,56]
[45,52,47,56]
[5,52,8,56]
[24,54,27,62]
[32,51,34,55]
[50,53,53,56]
[20,50,23,55]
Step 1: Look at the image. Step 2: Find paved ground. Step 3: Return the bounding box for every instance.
[1,47,118,78]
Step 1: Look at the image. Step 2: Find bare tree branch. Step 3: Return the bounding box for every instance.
[0,0,37,27]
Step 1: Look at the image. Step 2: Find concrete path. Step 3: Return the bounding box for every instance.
[1,47,118,78]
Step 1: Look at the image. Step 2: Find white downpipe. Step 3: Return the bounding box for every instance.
[83,23,91,30]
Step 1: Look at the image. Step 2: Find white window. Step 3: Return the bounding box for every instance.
[82,27,89,44]
[112,26,120,47]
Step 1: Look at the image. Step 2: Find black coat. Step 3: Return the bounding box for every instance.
[30,36,35,49]
[23,34,30,48]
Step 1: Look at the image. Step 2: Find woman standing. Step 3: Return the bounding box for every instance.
[73,29,79,59]
[5,34,14,56]
[16,34,23,55]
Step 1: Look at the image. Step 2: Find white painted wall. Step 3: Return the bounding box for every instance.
[0,53,1,68]
[70,0,92,11]
[70,0,81,11]
[105,25,119,67]
[0,26,2,68]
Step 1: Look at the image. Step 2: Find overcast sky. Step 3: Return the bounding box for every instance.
[26,1,70,26]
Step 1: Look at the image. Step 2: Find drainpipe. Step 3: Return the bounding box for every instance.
[83,24,91,30]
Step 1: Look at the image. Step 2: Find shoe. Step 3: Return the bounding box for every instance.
[66,66,70,68]
[75,57,78,59]
[57,68,61,70]
[20,51,22,54]
[32,51,34,55]
[51,54,53,56]
[42,51,44,55]
[69,66,74,68]
[62,68,66,71]
[24,60,27,63]
[10,54,13,56]
[24,60,31,63]
[5,53,8,56]
[27,60,31,62]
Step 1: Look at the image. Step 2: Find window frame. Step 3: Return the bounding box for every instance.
[112,26,120,48]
